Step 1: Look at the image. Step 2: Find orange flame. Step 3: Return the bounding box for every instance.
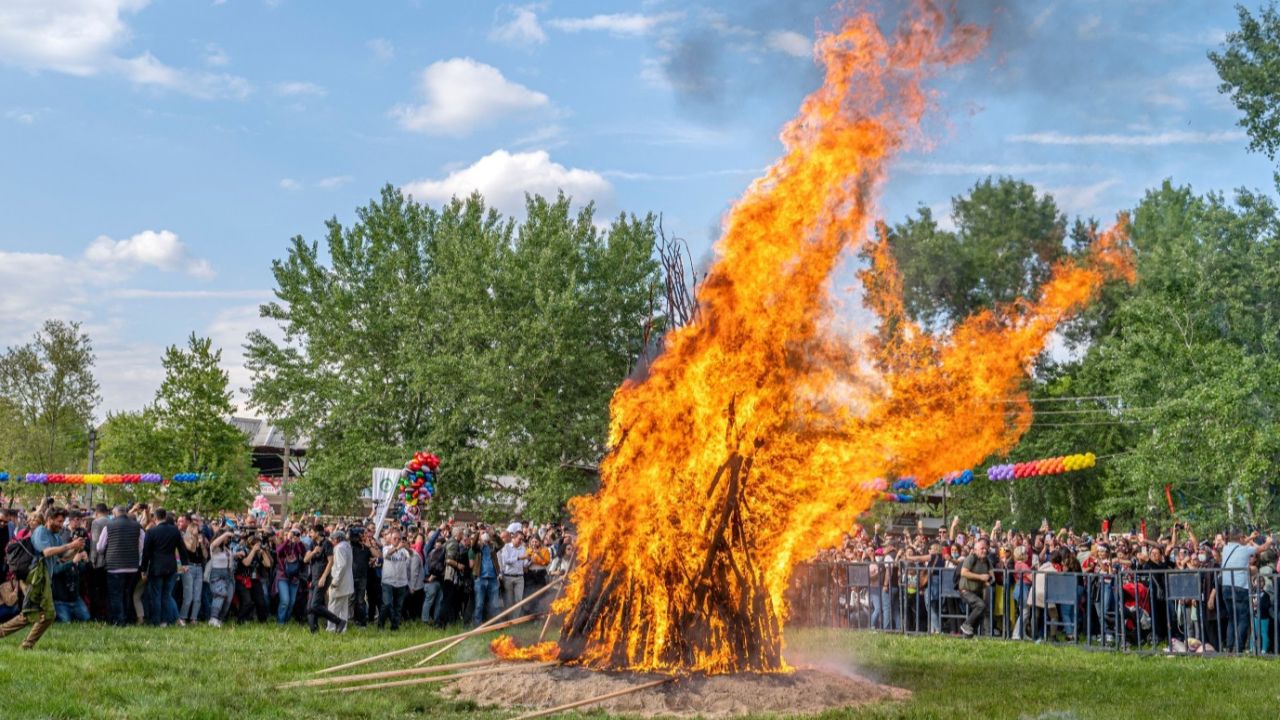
[553,1,1133,675]
[491,635,561,662]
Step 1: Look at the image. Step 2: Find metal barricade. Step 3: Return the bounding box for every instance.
[786,561,1280,659]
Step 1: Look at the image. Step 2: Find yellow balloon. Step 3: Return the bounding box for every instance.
[1085,452,1097,467]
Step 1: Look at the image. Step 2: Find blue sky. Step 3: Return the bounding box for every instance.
[0,0,1274,416]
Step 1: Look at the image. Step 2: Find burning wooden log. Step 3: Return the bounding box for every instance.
[557,449,784,673]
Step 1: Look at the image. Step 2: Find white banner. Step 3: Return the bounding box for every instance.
[371,467,401,536]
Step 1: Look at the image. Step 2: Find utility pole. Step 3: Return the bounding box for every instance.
[280,431,291,520]
[86,426,97,506]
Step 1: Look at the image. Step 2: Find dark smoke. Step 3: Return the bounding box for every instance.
[657,1,1158,123]
[658,1,828,121]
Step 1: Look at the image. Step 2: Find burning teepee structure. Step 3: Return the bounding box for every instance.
[497,1,1137,676]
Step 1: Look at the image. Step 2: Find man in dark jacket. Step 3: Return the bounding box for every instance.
[87,504,111,620]
[141,508,183,626]
[98,505,143,626]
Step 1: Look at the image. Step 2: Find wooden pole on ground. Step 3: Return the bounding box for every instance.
[509,676,675,720]
[411,613,544,667]
[536,566,572,643]
[411,577,564,667]
[277,659,497,689]
[316,575,563,675]
[323,661,557,694]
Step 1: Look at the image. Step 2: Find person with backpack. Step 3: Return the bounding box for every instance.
[958,536,994,637]
[0,508,81,648]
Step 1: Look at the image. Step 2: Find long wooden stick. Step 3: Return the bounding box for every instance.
[537,567,572,643]
[324,661,557,694]
[478,575,565,629]
[316,575,563,675]
[409,577,562,668]
[510,677,675,720]
[277,659,497,689]
[412,612,540,667]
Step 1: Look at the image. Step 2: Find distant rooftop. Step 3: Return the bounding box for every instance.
[232,417,308,451]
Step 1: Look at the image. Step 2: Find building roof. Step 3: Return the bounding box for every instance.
[231,417,308,451]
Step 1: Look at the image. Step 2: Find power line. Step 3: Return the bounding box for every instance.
[1021,407,1161,416]
[988,395,1124,404]
[1027,420,1150,427]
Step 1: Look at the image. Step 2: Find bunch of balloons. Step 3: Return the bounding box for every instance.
[398,451,440,513]
[859,477,888,492]
[251,494,271,519]
[7,473,202,484]
[891,477,918,492]
[878,492,915,503]
[940,470,975,486]
[986,452,1096,481]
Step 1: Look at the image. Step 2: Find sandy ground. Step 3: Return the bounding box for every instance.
[443,662,910,718]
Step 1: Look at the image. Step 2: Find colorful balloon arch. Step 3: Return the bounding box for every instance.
[0,472,209,484]
[861,452,1098,504]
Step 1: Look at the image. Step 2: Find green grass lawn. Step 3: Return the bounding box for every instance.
[1,621,1278,719]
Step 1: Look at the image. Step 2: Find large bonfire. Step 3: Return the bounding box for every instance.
[524,2,1133,674]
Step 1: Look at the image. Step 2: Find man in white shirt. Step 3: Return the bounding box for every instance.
[1221,529,1272,652]
[380,530,412,631]
[498,532,529,614]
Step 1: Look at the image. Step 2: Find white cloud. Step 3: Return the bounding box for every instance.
[0,233,238,415]
[512,124,563,149]
[367,38,394,61]
[110,289,272,300]
[279,178,301,191]
[85,230,215,278]
[203,42,229,67]
[315,175,352,190]
[1042,179,1121,216]
[4,107,41,124]
[1009,130,1246,146]
[275,80,326,97]
[402,149,613,216]
[0,251,89,344]
[207,304,282,410]
[391,58,549,136]
[927,202,958,232]
[0,0,143,76]
[897,160,1086,176]
[602,167,760,181]
[115,52,252,99]
[1077,15,1102,39]
[491,5,546,47]
[766,30,811,59]
[0,1,252,99]
[548,12,682,36]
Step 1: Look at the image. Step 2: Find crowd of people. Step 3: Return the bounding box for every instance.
[801,515,1279,654]
[0,497,573,649]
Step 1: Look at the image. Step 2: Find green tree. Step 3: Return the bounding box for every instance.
[97,335,255,512]
[246,186,660,518]
[95,409,173,508]
[881,177,1066,329]
[0,320,99,500]
[1211,2,1280,188]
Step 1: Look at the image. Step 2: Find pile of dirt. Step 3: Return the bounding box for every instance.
[442,662,909,718]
